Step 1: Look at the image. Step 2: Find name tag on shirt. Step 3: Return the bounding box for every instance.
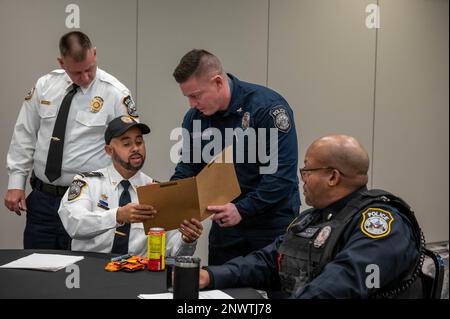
[97,200,109,210]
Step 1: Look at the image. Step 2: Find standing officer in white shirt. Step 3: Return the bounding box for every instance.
[58,116,203,255]
[4,31,139,249]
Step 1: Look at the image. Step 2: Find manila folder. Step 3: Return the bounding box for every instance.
[138,148,241,232]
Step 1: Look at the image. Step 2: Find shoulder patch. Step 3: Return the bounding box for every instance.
[269,105,291,133]
[122,95,139,118]
[68,180,87,201]
[24,87,35,101]
[78,171,104,178]
[360,207,394,239]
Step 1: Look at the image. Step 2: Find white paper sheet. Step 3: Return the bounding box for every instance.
[138,290,234,299]
[0,253,84,272]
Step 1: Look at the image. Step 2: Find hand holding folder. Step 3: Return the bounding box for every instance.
[137,146,241,232]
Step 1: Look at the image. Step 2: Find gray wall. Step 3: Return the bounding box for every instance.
[0,1,448,265]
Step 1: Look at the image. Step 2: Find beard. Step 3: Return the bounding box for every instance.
[112,150,145,173]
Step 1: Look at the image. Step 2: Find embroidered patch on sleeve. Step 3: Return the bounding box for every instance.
[269,105,291,133]
[360,207,394,239]
[24,87,35,101]
[122,95,139,118]
[68,180,87,201]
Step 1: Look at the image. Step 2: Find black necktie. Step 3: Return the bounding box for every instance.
[44,84,79,182]
[111,180,132,255]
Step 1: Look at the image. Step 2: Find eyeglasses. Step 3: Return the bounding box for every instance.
[299,166,345,179]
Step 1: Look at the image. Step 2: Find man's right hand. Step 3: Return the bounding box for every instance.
[4,189,27,216]
[116,203,156,224]
[199,269,211,289]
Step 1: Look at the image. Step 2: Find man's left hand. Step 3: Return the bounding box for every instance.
[179,218,203,243]
[208,203,242,227]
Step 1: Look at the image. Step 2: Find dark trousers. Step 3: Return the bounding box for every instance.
[23,189,71,250]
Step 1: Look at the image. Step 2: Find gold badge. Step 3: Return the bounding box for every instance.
[121,116,134,124]
[101,194,108,200]
[90,96,104,113]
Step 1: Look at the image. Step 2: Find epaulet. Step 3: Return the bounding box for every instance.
[97,69,128,93]
[48,69,66,75]
[78,171,104,178]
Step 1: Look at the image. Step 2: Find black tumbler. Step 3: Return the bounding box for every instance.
[173,256,201,299]
[165,256,175,292]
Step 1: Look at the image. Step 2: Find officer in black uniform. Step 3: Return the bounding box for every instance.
[171,49,300,265]
[199,135,425,298]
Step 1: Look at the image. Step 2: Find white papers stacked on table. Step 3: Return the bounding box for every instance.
[138,290,234,299]
[0,253,84,272]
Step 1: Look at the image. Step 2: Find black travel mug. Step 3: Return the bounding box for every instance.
[165,256,175,292]
[173,256,201,299]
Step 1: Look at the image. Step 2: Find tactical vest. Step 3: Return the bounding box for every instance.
[278,189,425,298]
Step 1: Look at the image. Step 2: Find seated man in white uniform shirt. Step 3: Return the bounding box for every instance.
[58,116,203,255]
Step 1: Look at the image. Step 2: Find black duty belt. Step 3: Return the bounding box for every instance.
[30,172,69,197]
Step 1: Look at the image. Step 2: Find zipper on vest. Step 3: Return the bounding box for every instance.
[307,240,313,281]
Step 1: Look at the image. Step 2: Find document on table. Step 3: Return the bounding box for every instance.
[0,253,84,272]
[138,290,234,299]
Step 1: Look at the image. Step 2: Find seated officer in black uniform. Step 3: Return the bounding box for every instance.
[199,134,425,298]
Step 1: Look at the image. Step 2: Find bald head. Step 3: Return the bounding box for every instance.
[308,135,369,187]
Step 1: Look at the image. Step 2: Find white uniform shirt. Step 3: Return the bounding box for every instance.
[58,165,197,256]
[7,68,139,189]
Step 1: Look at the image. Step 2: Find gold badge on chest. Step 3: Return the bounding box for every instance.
[90,96,104,113]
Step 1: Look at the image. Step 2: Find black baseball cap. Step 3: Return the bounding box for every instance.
[104,116,151,144]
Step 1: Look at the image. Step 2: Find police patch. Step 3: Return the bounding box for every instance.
[270,106,291,133]
[24,87,35,101]
[122,95,139,118]
[68,180,87,201]
[360,208,394,239]
[241,112,251,130]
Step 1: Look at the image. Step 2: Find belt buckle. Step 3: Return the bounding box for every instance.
[44,183,56,196]
[57,186,67,197]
